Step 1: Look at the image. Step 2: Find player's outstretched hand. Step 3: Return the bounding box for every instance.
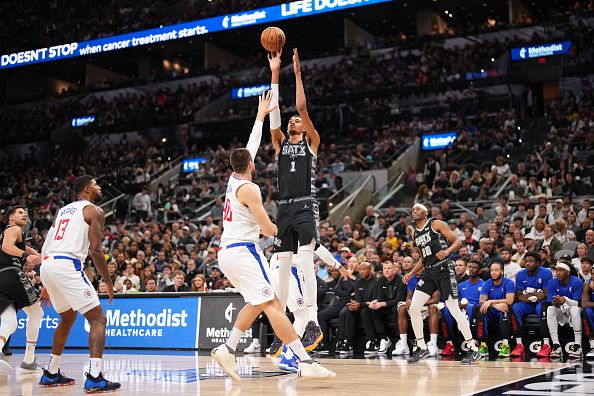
[268,48,282,72]
[40,287,51,308]
[338,266,356,280]
[293,48,301,75]
[257,90,277,117]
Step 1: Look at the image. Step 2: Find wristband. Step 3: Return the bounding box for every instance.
[22,252,30,260]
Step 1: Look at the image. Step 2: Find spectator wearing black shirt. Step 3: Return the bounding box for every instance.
[206,267,222,290]
[393,214,409,240]
[337,262,379,355]
[163,271,191,292]
[457,179,476,202]
[368,262,407,354]
[318,267,355,350]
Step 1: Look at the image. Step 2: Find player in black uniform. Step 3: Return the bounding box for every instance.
[403,203,481,364]
[0,206,44,374]
[268,48,327,355]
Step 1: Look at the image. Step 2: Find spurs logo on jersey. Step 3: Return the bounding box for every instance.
[282,144,307,156]
[277,139,317,200]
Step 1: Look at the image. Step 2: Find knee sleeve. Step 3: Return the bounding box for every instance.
[298,240,318,309]
[23,302,43,342]
[276,252,293,308]
[0,305,18,338]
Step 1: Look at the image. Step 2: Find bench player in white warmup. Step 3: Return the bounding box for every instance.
[211,89,335,380]
[39,176,120,393]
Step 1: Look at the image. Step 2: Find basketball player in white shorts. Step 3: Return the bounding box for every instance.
[210,88,335,381]
[39,176,120,392]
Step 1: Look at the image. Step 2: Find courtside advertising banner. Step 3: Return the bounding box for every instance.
[0,0,393,70]
[197,295,250,350]
[12,296,200,349]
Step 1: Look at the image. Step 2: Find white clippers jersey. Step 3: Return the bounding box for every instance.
[221,174,262,246]
[45,200,92,262]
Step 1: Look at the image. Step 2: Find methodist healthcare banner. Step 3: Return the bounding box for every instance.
[12,296,201,349]
[0,0,394,70]
[197,295,250,350]
[421,131,457,151]
[231,84,271,100]
[510,41,572,61]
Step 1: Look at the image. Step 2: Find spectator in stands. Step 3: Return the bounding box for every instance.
[106,262,119,286]
[414,184,431,204]
[163,270,190,292]
[537,205,555,226]
[152,250,169,272]
[578,257,593,283]
[573,243,589,271]
[362,206,378,232]
[512,241,527,266]
[531,218,547,240]
[536,226,563,254]
[132,186,151,222]
[578,199,591,223]
[263,194,277,219]
[454,259,469,283]
[586,230,594,259]
[191,274,209,292]
[423,155,440,188]
[206,266,222,290]
[198,247,219,275]
[210,197,224,220]
[157,265,174,291]
[457,179,476,202]
[576,218,593,243]
[115,263,141,291]
[144,278,158,293]
[478,261,515,357]
[541,260,583,358]
[500,248,520,283]
[393,215,409,240]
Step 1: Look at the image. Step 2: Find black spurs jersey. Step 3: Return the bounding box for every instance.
[413,218,448,268]
[277,138,317,200]
[0,225,25,270]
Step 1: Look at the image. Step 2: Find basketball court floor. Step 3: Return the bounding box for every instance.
[1,350,592,395]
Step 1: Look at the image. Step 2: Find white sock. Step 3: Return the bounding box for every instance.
[48,354,62,374]
[550,332,560,345]
[416,338,427,349]
[23,341,36,364]
[89,358,102,378]
[307,305,318,326]
[430,334,437,345]
[252,338,260,346]
[284,345,294,359]
[589,339,594,349]
[400,334,408,344]
[288,339,312,362]
[516,337,523,345]
[575,331,582,345]
[466,339,479,351]
[225,327,244,352]
[543,338,550,346]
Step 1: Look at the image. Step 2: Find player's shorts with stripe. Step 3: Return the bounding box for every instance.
[275,198,320,254]
[415,259,459,300]
[219,242,275,306]
[40,255,100,314]
[0,266,39,313]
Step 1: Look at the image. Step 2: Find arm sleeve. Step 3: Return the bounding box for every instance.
[565,297,579,307]
[270,83,281,129]
[246,120,264,160]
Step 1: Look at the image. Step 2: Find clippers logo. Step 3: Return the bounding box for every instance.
[296,297,305,307]
[262,287,272,298]
[225,302,236,323]
[84,289,94,299]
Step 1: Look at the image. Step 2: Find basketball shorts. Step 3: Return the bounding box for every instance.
[269,260,307,314]
[415,260,459,300]
[0,266,39,313]
[219,242,275,306]
[40,256,100,314]
[275,198,320,254]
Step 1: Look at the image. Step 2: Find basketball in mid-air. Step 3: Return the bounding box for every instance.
[260,26,285,52]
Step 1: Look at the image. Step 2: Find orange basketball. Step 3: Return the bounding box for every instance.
[260,27,285,52]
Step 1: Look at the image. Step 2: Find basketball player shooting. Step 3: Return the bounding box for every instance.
[211,91,335,381]
[403,203,481,365]
[268,48,344,354]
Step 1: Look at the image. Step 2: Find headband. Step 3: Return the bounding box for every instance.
[556,262,571,272]
[413,203,428,212]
